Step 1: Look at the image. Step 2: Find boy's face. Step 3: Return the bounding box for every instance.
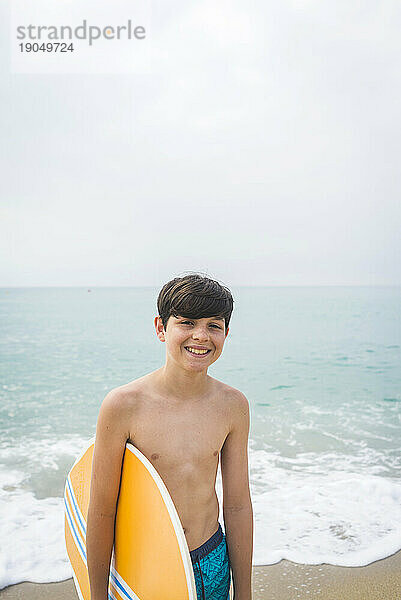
[154,314,229,372]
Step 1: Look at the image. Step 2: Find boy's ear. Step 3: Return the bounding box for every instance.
[225,326,229,339]
[154,316,166,342]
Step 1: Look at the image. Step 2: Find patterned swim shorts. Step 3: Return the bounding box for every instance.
[190,523,231,600]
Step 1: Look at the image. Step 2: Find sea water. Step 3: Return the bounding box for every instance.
[0,286,400,588]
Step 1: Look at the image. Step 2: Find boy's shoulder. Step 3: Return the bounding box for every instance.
[107,372,153,397]
[209,376,249,410]
[100,373,152,413]
[206,373,242,394]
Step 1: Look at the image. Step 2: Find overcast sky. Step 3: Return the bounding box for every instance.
[1,0,400,286]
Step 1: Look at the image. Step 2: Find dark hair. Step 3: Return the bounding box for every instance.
[157,273,234,331]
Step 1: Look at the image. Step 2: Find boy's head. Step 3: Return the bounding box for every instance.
[157,273,234,333]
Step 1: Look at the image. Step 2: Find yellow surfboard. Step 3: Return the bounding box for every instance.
[64,438,198,600]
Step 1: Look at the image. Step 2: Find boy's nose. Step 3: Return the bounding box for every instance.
[192,327,209,341]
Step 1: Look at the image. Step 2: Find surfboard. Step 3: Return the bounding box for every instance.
[64,437,198,600]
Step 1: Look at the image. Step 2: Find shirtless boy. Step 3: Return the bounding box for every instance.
[86,274,253,600]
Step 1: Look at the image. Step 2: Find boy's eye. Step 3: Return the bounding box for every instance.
[180,320,221,329]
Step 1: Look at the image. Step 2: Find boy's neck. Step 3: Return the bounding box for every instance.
[155,361,211,401]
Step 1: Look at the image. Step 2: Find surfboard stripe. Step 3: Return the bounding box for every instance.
[109,570,140,600]
[109,582,132,600]
[64,483,86,553]
[66,475,87,536]
[64,494,87,564]
[65,480,86,539]
[109,578,132,600]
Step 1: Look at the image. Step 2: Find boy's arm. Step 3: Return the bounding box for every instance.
[86,389,131,600]
[221,391,253,600]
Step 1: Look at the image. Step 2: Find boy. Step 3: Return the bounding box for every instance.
[86,273,253,600]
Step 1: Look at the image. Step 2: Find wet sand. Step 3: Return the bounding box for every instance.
[1,549,400,600]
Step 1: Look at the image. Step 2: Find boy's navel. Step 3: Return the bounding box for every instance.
[213,450,218,456]
[151,453,160,460]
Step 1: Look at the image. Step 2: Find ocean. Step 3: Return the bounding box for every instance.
[0,286,400,589]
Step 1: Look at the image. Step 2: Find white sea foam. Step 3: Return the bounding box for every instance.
[248,445,401,566]
[0,435,90,589]
[0,486,72,589]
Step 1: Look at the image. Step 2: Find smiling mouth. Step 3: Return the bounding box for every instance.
[184,347,212,356]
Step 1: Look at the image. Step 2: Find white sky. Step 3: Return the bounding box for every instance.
[1,0,400,286]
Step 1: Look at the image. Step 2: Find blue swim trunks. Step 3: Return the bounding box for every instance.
[190,523,231,600]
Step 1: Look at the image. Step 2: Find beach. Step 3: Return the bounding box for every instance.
[1,549,401,600]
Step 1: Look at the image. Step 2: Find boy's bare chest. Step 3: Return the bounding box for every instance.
[127,396,230,473]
